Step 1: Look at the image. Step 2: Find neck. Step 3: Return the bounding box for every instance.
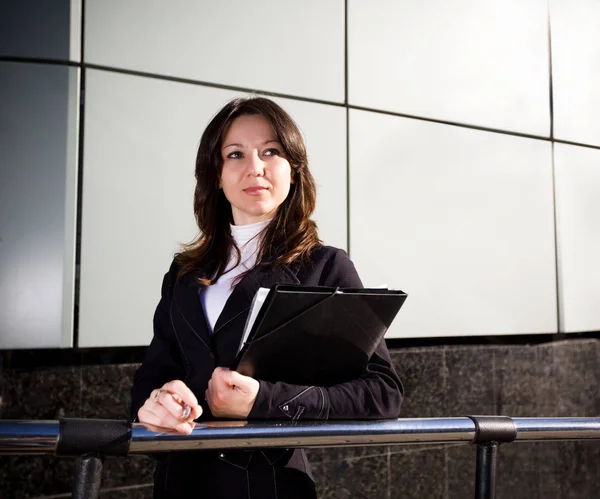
[230,218,272,247]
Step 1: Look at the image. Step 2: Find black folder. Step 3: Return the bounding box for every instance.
[232,285,407,386]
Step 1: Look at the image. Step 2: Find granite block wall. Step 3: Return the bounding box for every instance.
[0,338,598,498]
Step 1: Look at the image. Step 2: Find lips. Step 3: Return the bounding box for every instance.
[244,186,268,195]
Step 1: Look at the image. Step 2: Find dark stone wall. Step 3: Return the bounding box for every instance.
[0,338,598,498]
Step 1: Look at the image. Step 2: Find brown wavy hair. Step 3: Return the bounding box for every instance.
[175,97,321,284]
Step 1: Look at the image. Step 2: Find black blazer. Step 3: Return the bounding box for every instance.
[131,245,403,499]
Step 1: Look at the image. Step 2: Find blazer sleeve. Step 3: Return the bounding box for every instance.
[130,262,187,421]
[247,248,404,420]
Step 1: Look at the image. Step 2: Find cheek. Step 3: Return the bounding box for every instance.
[279,173,293,199]
[219,176,236,202]
[219,169,236,191]
[275,171,292,195]
[278,162,293,185]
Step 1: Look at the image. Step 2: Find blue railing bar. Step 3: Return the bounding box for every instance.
[128,417,477,453]
[1,417,599,456]
[0,420,59,455]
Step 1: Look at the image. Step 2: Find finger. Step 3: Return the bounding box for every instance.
[212,369,233,390]
[210,374,229,400]
[144,402,195,431]
[162,380,199,408]
[141,420,195,435]
[141,396,166,420]
[138,421,172,433]
[139,420,195,435]
[207,378,215,399]
[163,379,198,406]
[139,406,170,427]
[138,404,173,429]
[205,384,220,412]
[142,398,175,423]
[149,388,162,404]
[161,380,203,420]
[224,370,254,390]
[168,420,195,435]
[191,404,203,419]
[216,367,233,385]
[205,379,215,404]
[157,390,196,421]
[216,367,234,383]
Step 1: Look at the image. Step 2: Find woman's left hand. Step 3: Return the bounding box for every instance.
[205,367,259,419]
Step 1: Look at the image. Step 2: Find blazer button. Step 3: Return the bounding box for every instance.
[282,404,289,412]
[219,453,225,458]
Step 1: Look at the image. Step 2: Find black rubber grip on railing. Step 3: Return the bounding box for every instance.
[56,419,131,457]
[467,415,517,444]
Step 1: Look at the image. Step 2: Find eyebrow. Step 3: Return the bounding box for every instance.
[222,139,281,150]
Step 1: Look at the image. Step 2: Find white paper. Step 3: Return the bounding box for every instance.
[237,287,271,353]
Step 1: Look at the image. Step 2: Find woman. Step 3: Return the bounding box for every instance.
[131,97,403,498]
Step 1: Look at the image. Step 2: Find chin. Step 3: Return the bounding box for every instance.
[247,203,275,217]
[252,211,275,220]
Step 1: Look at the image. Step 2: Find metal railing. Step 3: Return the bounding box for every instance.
[1,416,599,499]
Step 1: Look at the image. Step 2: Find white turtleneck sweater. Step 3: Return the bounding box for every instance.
[200,219,271,333]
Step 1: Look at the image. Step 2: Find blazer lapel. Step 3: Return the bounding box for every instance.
[212,263,301,336]
[172,268,212,348]
[172,262,302,347]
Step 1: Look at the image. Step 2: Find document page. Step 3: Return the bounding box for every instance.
[238,287,271,352]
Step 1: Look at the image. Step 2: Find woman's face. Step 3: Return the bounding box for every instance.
[220,114,293,226]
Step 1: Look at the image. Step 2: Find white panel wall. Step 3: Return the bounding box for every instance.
[79,70,347,347]
[4,1,600,348]
[84,0,344,102]
[348,0,550,136]
[0,62,79,348]
[555,144,600,333]
[349,109,557,338]
[551,0,600,147]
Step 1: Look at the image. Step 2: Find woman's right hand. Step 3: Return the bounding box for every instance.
[138,380,203,434]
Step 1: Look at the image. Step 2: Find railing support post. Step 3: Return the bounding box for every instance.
[72,454,104,499]
[475,442,497,499]
[56,419,131,499]
[468,416,516,499]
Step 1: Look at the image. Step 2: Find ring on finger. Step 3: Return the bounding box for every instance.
[153,389,162,403]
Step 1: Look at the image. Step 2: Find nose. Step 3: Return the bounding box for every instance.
[247,151,265,176]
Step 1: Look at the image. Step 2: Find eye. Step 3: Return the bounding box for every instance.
[226,151,243,159]
[263,148,281,157]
